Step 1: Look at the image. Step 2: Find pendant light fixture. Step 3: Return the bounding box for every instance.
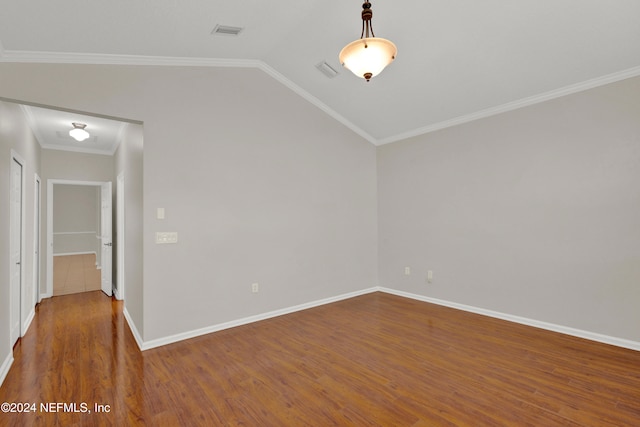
[339,0,397,82]
[69,122,90,142]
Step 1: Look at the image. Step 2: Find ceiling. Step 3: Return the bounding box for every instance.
[1,0,639,148]
[20,105,128,155]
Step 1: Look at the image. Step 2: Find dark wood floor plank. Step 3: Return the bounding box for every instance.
[1,291,639,426]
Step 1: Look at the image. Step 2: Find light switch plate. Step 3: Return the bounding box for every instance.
[157,208,165,219]
[156,232,178,244]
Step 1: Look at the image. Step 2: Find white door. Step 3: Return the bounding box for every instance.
[100,182,113,296]
[10,157,23,346]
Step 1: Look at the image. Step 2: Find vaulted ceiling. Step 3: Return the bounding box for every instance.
[1,0,639,148]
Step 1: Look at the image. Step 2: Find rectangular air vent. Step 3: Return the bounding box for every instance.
[211,25,244,36]
[315,61,339,79]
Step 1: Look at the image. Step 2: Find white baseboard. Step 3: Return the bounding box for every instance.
[22,308,35,337]
[378,287,640,352]
[0,352,14,388]
[123,306,144,351]
[140,287,378,351]
[113,286,122,300]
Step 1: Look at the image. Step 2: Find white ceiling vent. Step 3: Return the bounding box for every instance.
[315,61,339,79]
[211,25,244,36]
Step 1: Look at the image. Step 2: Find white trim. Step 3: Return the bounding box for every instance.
[378,287,640,352]
[113,286,122,300]
[139,287,378,351]
[53,231,98,235]
[33,174,41,304]
[0,353,13,388]
[10,150,27,343]
[377,65,640,145]
[22,307,35,337]
[0,49,260,67]
[20,105,46,148]
[39,143,118,157]
[123,307,144,351]
[2,51,640,146]
[128,285,640,352]
[115,171,125,301]
[256,62,377,145]
[53,251,97,257]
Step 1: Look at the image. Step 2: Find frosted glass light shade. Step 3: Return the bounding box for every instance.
[339,37,397,81]
[69,123,90,142]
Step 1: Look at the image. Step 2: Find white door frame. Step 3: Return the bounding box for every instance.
[116,172,125,301]
[33,174,41,305]
[46,179,112,298]
[100,181,113,297]
[10,150,26,345]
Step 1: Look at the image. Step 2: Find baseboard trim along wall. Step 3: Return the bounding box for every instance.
[22,308,35,338]
[378,287,640,352]
[0,353,14,388]
[139,287,379,351]
[123,307,144,351]
[125,286,640,353]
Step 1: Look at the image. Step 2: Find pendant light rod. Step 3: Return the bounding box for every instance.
[360,1,374,39]
[339,0,397,82]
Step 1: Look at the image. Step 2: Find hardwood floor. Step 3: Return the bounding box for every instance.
[1,291,639,426]
[53,254,101,296]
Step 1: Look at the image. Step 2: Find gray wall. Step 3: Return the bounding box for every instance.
[0,100,41,379]
[114,123,144,337]
[3,61,636,351]
[378,75,640,342]
[0,63,378,342]
[52,184,100,258]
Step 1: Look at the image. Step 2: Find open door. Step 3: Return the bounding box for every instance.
[100,182,113,296]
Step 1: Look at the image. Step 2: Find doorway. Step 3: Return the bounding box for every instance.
[46,180,113,298]
[10,151,25,347]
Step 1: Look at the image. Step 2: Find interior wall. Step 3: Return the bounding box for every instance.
[0,100,41,381]
[114,123,144,337]
[0,63,378,343]
[52,185,100,258]
[378,75,640,342]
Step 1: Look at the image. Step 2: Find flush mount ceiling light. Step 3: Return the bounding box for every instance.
[339,0,397,82]
[69,122,90,142]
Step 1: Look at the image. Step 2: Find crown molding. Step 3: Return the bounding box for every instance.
[377,65,640,145]
[256,62,377,145]
[2,49,639,147]
[0,49,378,145]
[0,49,259,68]
[19,104,46,147]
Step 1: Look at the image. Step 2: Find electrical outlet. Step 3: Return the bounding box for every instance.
[251,283,259,293]
[404,266,411,276]
[155,232,178,244]
[427,270,433,283]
